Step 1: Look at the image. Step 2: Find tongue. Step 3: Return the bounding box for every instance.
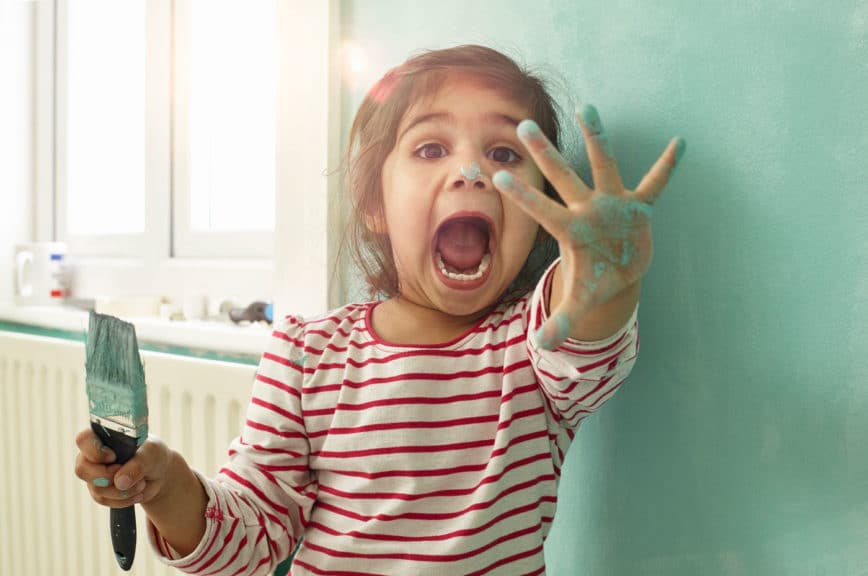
[436,220,487,271]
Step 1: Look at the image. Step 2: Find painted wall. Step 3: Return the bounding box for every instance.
[340,1,868,574]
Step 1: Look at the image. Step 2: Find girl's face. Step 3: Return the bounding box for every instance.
[378,75,545,317]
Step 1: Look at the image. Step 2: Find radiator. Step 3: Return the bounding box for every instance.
[0,330,256,576]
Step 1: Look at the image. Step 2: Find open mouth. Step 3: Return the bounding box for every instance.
[432,214,494,286]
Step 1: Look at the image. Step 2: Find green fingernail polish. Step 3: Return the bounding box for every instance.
[493,170,515,190]
[93,477,110,488]
[517,119,542,139]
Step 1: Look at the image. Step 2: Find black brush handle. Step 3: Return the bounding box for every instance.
[92,422,140,571]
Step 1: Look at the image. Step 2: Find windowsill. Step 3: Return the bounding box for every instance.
[0,302,270,365]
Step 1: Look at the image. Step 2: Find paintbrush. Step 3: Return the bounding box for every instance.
[85,311,148,571]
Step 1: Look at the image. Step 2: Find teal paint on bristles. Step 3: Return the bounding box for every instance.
[85,311,148,444]
[85,311,148,571]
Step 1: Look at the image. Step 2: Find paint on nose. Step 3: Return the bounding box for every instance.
[460,162,481,180]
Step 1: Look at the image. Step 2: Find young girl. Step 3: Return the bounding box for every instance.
[75,45,684,575]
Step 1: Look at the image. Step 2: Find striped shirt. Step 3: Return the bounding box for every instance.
[149,260,640,575]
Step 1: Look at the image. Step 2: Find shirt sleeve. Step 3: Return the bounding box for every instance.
[526,258,640,431]
[147,314,316,575]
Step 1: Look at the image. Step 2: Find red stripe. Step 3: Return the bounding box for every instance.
[315,475,556,523]
[301,522,541,563]
[312,333,526,370]
[558,326,628,355]
[203,533,247,576]
[262,351,304,373]
[303,358,532,395]
[230,552,270,576]
[291,556,385,576]
[302,389,503,417]
[250,397,304,427]
[329,432,549,480]
[314,437,493,459]
[314,428,547,460]
[318,452,552,502]
[255,373,301,398]
[220,468,291,517]
[305,380,536,420]
[178,517,237,572]
[308,412,499,438]
[236,439,305,458]
[308,495,548,543]
[465,545,544,576]
[245,418,306,440]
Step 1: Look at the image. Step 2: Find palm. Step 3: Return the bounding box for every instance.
[560,192,654,311]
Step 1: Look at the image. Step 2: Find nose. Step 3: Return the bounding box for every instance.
[451,160,487,190]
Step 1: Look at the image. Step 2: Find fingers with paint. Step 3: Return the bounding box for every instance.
[494,104,686,349]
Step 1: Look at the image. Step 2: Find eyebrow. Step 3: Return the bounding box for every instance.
[397,111,522,142]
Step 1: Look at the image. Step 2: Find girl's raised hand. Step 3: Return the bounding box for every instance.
[493,104,685,350]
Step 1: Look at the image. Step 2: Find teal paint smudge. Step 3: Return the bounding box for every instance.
[620,239,636,266]
[577,103,613,157]
[594,261,607,278]
[517,119,573,174]
[566,195,653,294]
[568,196,652,257]
[671,137,687,175]
[85,312,148,445]
[494,171,535,203]
[517,119,542,140]
[492,170,515,190]
[536,311,571,350]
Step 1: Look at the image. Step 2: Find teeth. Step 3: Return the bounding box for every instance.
[435,252,491,281]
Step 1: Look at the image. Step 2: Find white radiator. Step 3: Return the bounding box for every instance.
[0,330,256,576]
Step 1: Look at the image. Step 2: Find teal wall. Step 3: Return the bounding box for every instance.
[341,1,868,574]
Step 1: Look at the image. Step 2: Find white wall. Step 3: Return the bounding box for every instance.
[0,2,35,303]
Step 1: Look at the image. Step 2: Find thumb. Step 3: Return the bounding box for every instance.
[113,436,170,491]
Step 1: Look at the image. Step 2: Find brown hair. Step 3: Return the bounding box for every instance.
[342,44,563,302]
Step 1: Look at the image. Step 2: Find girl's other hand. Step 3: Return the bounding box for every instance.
[74,427,172,509]
[493,104,685,349]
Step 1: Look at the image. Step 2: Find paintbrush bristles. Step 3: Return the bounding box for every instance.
[85,312,148,436]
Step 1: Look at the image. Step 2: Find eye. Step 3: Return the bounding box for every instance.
[488,146,520,164]
[415,143,448,160]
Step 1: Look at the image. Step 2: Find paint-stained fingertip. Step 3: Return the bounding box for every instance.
[534,325,553,350]
[516,119,542,140]
[671,137,687,171]
[575,103,602,133]
[492,170,515,190]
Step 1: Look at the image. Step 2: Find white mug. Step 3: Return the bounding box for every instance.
[14,242,68,306]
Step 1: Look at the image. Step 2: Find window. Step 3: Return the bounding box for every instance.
[35,1,339,319]
[52,0,277,304]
